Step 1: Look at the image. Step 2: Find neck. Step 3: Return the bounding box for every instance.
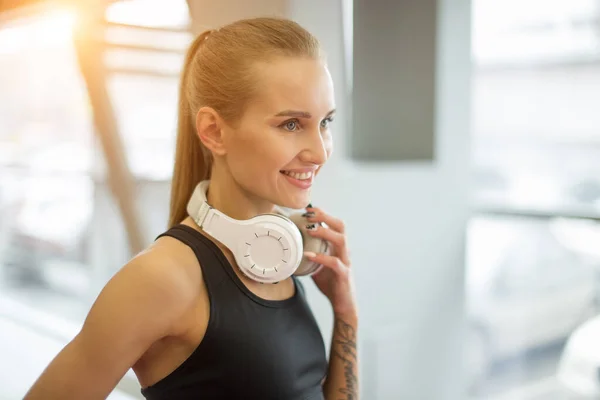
[206,169,276,220]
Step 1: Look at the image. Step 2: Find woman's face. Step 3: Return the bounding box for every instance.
[223,57,336,209]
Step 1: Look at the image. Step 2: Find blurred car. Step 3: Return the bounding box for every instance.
[557,314,600,399]
[466,216,600,390]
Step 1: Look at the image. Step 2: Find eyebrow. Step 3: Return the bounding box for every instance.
[274,109,336,119]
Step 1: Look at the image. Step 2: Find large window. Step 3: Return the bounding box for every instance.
[0,4,192,398]
[0,10,95,323]
[0,1,190,327]
[468,1,600,398]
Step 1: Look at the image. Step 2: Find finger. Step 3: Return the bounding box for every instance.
[305,224,349,260]
[304,252,348,276]
[305,224,342,244]
[304,207,345,233]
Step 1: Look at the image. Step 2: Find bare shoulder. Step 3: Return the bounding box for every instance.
[77,233,205,347]
[136,233,203,288]
[116,233,204,315]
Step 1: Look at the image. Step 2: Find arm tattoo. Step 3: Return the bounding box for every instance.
[332,318,358,399]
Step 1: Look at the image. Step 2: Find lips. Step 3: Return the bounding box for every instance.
[280,170,314,189]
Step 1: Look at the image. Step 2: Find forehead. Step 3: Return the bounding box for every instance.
[251,57,335,114]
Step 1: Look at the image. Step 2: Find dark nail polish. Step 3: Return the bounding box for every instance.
[302,212,315,218]
[306,203,313,209]
[306,224,317,231]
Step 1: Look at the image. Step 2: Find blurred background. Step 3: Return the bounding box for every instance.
[1,0,600,399]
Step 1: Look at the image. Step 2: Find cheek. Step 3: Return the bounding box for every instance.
[228,127,264,156]
[228,131,288,171]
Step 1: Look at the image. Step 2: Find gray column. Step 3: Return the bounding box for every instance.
[352,0,438,162]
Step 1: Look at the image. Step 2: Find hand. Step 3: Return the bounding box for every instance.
[303,206,357,318]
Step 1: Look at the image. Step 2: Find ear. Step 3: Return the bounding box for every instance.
[196,106,227,156]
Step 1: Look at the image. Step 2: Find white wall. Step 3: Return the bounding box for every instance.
[289,0,471,399]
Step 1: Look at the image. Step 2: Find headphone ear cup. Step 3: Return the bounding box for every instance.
[287,212,330,276]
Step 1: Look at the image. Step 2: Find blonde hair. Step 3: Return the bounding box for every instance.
[168,17,323,228]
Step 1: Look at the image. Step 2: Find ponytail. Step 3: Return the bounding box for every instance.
[168,30,214,228]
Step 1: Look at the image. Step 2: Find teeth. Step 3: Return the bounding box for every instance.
[283,171,313,180]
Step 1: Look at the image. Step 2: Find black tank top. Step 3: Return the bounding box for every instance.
[140,224,328,400]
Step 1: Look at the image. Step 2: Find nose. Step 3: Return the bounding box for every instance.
[300,130,329,165]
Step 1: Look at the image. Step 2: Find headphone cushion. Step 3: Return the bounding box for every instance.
[287,212,330,276]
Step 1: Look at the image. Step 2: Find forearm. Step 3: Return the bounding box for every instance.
[323,313,359,400]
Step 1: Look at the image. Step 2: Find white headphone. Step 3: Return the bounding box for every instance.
[186,180,330,284]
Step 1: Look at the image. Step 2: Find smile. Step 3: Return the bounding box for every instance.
[280,170,315,189]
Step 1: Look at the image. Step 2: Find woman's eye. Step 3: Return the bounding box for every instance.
[321,116,334,128]
[283,120,299,132]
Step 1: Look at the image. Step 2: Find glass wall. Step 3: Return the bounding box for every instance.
[468,0,600,398]
[0,4,190,398]
[0,0,190,327]
[0,10,95,322]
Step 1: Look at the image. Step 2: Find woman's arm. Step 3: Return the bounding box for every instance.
[323,313,359,399]
[23,249,199,400]
[303,206,360,399]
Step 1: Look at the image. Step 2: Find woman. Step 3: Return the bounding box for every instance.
[25,17,358,400]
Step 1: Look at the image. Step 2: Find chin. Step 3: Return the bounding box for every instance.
[277,193,311,211]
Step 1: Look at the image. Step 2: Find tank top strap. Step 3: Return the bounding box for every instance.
[156,224,230,290]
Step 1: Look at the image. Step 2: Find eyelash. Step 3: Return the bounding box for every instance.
[280,116,335,132]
